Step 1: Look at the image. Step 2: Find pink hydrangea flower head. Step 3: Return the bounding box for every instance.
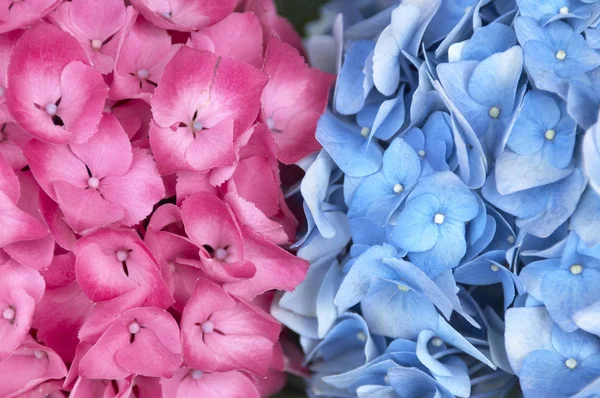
[128,0,237,32]
[262,36,335,164]
[49,0,126,74]
[161,368,260,398]
[180,278,280,376]
[0,0,61,33]
[110,13,180,101]
[0,337,67,398]
[77,307,182,379]
[73,228,173,307]
[0,259,45,362]
[188,12,264,69]
[181,191,255,282]
[150,46,268,174]
[6,23,107,144]
[24,114,165,233]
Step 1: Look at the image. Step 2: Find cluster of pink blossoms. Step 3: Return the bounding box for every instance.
[0,0,334,396]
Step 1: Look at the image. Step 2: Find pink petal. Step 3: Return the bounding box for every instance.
[23,139,88,201]
[54,180,125,233]
[0,122,31,171]
[0,259,45,302]
[77,321,131,380]
[70,114,133,179]
[201,332,275,376]
[224,227,309,299]
[230,154,280,217]
[189,12,264,68]
[185,119,236,172]
[70,0,126,42]
[109,99,152,140]
[0,152,19,202]
[161,368,260,398]
[0,1,61,33]
[128,0,236,32]
[175,171,217,205]
[0,288,35,362]
[38,190,76,251]
[3,233,55,271]
[209,299,280,342]
[262,37,334,163]
[148,121,195,175]
[32,281,92,363]
[6,24,88,144]
[253,368,287,397]
[39,252,76,289]
[115,327,182,377]
[0,190,49,246]
[181,279,236,328]
[152,47,267,137]
[100,147,165,226]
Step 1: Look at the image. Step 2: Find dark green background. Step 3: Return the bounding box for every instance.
[272,1,323,397]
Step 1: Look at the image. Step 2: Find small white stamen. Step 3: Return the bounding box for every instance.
[128,321,140,334]
[356,331,367,341]
[393,183,404,193]
[87,177,100,189]
[559,6,569,14]
[201,321,214,334]
[507,235,515,244]
[383,375,390,384]
[192,120,203,132]
[491,264,500,272]
[136,69,149,80]
[116,250,128,262]
[2,307,15,321]
[418,150,426,158]
[215,248,228,261]
[489,106,500,119]
[191,369,203,379]
[570,264,583,275]
[45,103,57,116]
[91,39,103,50]
[434,213,445,225]
[360,127,370,137]
[545,129,556,140]
[160,11,172,18]
[397,284,410,292]
[431,337,444,347]
[556,50,567,61]
[266,117,276,130]
[33,350,46,359]
[565,358,578,369]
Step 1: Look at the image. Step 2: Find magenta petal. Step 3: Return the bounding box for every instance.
[54,180,125,233]
[101,148,165,226]
[70,114,133,178]
[185,119,236,171]
[115,328,182,377]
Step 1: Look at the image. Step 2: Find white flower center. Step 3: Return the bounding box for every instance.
[434,213,445,225]
[556,50,567,61]
[431,337,443,347]
[356,331,367,341]
[570,264,583,275]
[2,307,15,321]
[91,39,103,50]
[33,350,46,359]
[489,106,500,119]
[191,369,203,379]
[160,11,172,18]
[360,127,370,137]
[87,177,100,189]
[384,375,390,384]
[507,235,515,244]
[565,358,578,369]
[559,6,569,14]
[136,69,149,80]
[215,248,228,261]
[201,321,214,334]
[418,150,426,158]
[393,183,404,193]
[490,264,500,272]
[45,103,57,116]
[192,120,203,132]
[545,129,556,140]
[116,250,128,262]
[397,284,410,292]
[128,321,141,334]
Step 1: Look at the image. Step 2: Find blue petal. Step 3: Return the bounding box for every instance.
[551,325,600,360]
[382,138,421,191]
[571,188,600,248]
[370,89,407,141]
[567,80,600,129]
[316,112,383,177]
[388,366,454,398]
[335,40,376,115]
[390,194,441,252]
[519,258,561,301]
[461,23,518,61]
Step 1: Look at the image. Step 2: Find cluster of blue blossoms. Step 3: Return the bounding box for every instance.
[273,0,600,397]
